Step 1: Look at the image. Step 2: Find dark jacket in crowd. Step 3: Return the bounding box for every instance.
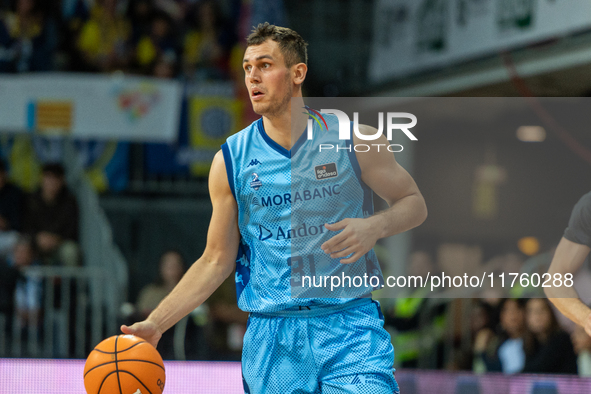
[0,258,21,316]
[0,182,24,231]
[25,187,79,242]
[522,330,578,374]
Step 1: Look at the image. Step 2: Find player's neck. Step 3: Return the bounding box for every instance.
[262,97,307,151]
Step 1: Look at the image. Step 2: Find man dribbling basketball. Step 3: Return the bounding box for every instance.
[122,23,427,393]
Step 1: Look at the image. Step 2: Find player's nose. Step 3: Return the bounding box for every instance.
[246,68,261,83]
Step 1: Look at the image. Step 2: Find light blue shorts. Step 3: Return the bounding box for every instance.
[241,298,399,394]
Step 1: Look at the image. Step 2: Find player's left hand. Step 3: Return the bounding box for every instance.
[321,218,380,264]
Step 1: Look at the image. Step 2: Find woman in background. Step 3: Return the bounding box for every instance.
[522,298,577,374]
[473,298,527,374]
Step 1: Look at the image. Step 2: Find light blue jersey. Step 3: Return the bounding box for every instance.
[221,114,384,313]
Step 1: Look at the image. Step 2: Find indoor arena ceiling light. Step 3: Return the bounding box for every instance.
[516,126,546,142]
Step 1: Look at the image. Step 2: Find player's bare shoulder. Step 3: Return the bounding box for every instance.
[209,150,234,200]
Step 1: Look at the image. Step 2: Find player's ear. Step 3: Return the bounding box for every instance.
[293,63,307,86]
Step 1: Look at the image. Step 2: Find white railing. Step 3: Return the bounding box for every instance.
[0,266,108,358]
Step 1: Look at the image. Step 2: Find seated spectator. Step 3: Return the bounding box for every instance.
[136,250,185,318]
[133,10,178,75]
[76,0,131,72]
[126,0,153,43]
[0,0,57,72]
[522,298,577,374]
[473,298,527,374]
[60,0,92,71]
[9,236,42,335]
[182,0,229,81]
[25,163,80,266]
[0,160,24,257]
[572,325,591,377]
[0,255,20,345]
[135,250,186,359]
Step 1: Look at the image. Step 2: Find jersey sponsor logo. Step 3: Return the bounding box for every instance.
[258,222,327,241]
[350,375,362,385]
[315,163,338,180]
[247,159,261,167]
[252,185,341,209]
[258,225,273,241]
[250,173,262,191]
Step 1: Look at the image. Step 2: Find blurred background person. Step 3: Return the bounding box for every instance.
[0,0,58,72]
[473,298,527,374]
[0,249,20,345]
[181,0,229,81]
[523,298,577,374]
[76,0,131,72]
[571,325,591,377]
[132,10,178,76]
[0,160,24,257]
[136,249,186,319]
[25,163,80,267]
[135,250,186,359]
[9,235,42,346]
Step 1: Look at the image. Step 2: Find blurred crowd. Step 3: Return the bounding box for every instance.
[0,162,80,351]
[0,0,249,81]
[383,247,591,377]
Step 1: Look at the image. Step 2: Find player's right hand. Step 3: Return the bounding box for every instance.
[121,320,163,349]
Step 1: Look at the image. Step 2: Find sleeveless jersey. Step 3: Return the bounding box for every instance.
[221,114,384,313]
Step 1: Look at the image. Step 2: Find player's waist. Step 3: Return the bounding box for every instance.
[252,298,371,318]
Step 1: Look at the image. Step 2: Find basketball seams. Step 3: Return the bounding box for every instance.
[97,371,118,394]
[84,359,165,378]
[93,341,147,354]
[115,335,123,394]
[118,371,154,394]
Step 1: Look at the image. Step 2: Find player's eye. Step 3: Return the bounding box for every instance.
[244,65,251,72]
[262,63,270,68]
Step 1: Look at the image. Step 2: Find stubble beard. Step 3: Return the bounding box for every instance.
[253,76,293,121]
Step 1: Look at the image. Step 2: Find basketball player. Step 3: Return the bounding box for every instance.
[546,192,591,337]
[122,23,427,393]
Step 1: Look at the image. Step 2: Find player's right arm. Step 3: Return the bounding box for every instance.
[545,237,591,336]
[121,150,240,348]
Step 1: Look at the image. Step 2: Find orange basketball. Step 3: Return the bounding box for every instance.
[84,335,166,394]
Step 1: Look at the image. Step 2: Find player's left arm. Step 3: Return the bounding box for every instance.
[321,124,427,264]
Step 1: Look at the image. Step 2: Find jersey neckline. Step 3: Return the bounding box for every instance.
[256,118,308,159]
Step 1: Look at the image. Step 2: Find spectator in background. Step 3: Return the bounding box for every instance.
[572,325,591,377]
[127,0,153,43]
[133,10,178,75]
[182,0,228,81]
[136,250,186,318]
[60,0,92,71]
[9,235,42,334]
[25,163,80,267]
[135,250,186,359]
[151,52,177,78]
[522,298,577,374]
[0,0,58,72]
[0,255,20,343]
[473,298,527,374]
[76,0,131,72]
[0,160,24,256]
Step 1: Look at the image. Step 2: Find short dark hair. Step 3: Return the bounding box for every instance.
[246,22,308,68]
[42,163,65,178]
